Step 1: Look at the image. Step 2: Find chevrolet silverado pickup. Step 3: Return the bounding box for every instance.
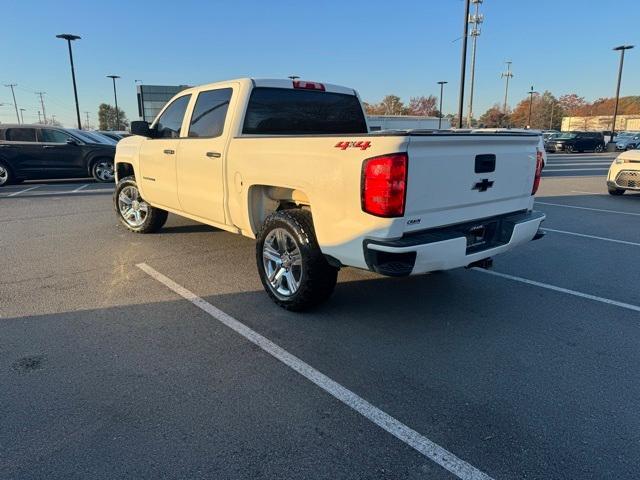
[114,78,545,310]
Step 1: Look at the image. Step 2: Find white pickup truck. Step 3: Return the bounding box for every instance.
[114,78,545,310]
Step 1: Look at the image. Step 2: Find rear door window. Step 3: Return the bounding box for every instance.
[155,95,191,139]
[5,128,37,142]
[39,129,74,143]
[188,88,232,138]
[243,87,367,135]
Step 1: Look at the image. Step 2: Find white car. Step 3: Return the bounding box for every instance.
[115,78,545,310]
[608,146,640,195]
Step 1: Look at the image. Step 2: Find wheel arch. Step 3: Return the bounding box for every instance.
[247,184,311,236]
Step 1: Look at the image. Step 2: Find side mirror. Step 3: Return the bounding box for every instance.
[131,121,153,138]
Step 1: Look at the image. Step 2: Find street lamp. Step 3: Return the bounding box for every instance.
[526,86,538,128]
[288,75,300,81]
[56,34,82,129]
[609,45,634,147]
[106,75,121,130]
[437,81,448,129]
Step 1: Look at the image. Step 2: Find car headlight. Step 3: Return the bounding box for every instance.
[615,157,626,164]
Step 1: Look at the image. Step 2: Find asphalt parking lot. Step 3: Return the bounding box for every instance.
[2,152,639,480]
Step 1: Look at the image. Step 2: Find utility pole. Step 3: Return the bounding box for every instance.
[84,111,90,129]
[37,111,42,123]
[610,45,634,146]
[106,75,121,130]
[527,86,538,128]
[501,61,513,114]
[19,108,25,124]
[457,0,471,128]
[56,34,82,129]
[466,0,483,128]
[4,84,20,124]
[36,92,47,124]
[51,114,57,124]
[437,81,448,129]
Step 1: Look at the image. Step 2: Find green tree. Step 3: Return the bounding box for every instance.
[378,95,407,115]
[98,103,129,130]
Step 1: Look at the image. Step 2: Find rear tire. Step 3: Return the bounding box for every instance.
[92,159,115,183]
[114,176,168,233]
[608,187,625,196]
[256,209,338,311]
[0,161,13,187]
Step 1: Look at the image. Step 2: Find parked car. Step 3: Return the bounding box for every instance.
[545,131,605,153]
[0,124,116,186]
[114,77,545,310]
[607,144,640,195]
[69,129,118,146]
[98,131,131,141]
[615,131,640,151]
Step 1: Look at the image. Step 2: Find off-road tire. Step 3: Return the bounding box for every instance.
[256,209,338,311]
[114,176,168,233]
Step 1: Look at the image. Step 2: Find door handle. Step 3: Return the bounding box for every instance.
[206,151,221,158]
[163,149,175,155]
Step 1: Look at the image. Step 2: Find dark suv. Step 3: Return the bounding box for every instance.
[0,124,116,186]
[545,131,605,153]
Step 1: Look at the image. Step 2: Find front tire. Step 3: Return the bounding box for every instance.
[92,159,115,183]
[608,187,625,196]
[256,209,338,311]
[595,144,604,153]
[114,176,168,233]
[565,145,575,153]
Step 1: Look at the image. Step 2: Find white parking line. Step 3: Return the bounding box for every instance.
[136,262,494,480]
[545,228,640,247]
[545,163,611,167]
[6,186,39,197]
[570,190,602,195]
[536,202,640,217]
[71,184,89,192]
[474,269,640,313]
[542,168,608,172]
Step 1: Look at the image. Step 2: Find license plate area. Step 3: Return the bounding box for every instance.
[464,221,498,253]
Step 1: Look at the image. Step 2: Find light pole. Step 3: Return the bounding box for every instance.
[466,0,484,128]
[457,0,471,128]
[4,84,20,123]
[84,111,91,129]
[527,86,538,128]
[19,108,25,124]
[107,75,121,130]
[437,81,448,129]
[609,45,634,146]
[288,75,300,81]
[56,34,82,129]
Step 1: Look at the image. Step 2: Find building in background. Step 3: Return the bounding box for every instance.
[137,85,190,122]
[367,115,450,131]
[562,114,640,132]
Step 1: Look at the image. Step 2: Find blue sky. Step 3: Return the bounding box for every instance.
[1,0,638,127]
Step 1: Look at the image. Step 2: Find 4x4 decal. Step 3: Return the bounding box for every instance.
[334,141,371,151]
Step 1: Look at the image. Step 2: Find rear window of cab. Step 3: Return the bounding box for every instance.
[243,87,367,135]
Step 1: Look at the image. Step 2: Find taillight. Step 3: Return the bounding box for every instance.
[361,153,408,217]
[532,150,543,195]
[292,80,325,91]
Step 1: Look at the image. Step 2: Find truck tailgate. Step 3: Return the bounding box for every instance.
[403,134,539,232]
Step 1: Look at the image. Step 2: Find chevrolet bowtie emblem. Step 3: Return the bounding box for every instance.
[473,179,494,192]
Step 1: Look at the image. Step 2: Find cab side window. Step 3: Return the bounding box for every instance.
[39,129,74,144]
[155,95,191,139]
[188,88,232,138]
[5,128,37,142]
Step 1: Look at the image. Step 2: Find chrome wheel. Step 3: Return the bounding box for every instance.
[117,185,149,228]
[0,165,8,186]
[262,228,302,298]
[94,161,114,182]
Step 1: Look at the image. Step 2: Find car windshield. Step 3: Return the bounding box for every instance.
[557,133,576,139]
[69,129,117,145]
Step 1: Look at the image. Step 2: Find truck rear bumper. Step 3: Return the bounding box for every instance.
[363,210,546,276]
